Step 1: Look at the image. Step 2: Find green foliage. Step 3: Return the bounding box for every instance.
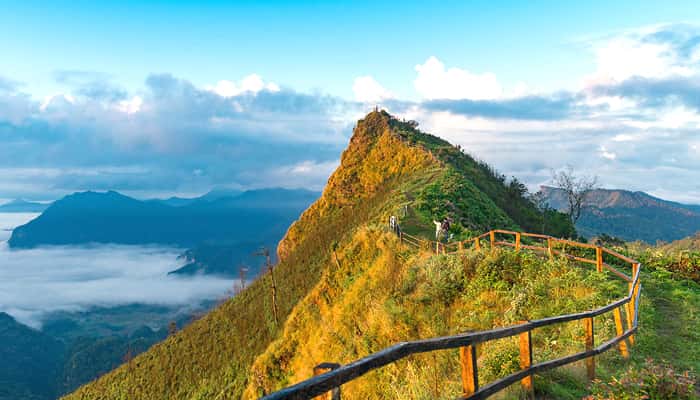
[588,359,697,400]
[387,112,575,238]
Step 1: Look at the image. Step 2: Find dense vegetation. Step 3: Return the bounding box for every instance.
[0,313,64,400]
[244,227,622,398]
[0,309,187,400]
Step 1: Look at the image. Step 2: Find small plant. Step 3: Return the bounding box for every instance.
[586,359,697,400]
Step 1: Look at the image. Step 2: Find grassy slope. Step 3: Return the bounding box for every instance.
[66,112,548,399]
[243,228,623,398]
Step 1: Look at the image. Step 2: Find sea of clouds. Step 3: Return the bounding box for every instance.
[0,213,234,328]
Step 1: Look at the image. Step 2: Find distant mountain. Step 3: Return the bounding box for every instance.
[0,199,50,213]
[8,188,319,276]
[148,187,244,207]
[541,186,700,243]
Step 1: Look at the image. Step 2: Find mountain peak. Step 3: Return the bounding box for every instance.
[64,111,573,400]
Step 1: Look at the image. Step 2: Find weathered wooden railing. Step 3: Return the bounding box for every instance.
[261,230,642,400]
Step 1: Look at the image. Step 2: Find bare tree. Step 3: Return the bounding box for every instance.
[552,166,598,225]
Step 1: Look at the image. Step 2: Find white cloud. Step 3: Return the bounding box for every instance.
[414,56,502,100]
[39,93,75,111]
[599,145,617,160]
[117,95,143,114]
[207,74,280,98]
[352,76,393,103]
[583,24,700,87]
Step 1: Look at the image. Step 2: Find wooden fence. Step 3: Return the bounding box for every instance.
[261,230,642,400]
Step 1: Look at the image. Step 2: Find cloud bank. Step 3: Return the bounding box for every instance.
[2,23,700,203]
[0,214,234,328]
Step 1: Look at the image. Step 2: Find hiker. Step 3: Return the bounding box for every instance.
[433,220,442,240]
[440,218,451,242]
[389,215,400,236]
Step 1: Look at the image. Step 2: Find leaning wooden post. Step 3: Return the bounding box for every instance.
[515,232,521,252]
[460,345,478,396]
[595,246,603,273]
[584,317,595,380]
[519,327,534,398]
[313,363,341,400]
[613,308,630,358]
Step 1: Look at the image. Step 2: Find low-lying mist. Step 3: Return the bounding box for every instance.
[0,213,235,329]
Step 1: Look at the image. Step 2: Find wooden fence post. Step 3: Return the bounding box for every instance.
[584,317,595,380]
[460,345,478,396]
[474,237,481,251]
[625,302,635,346]
[547,237,553,259]
[458,241,464,252]
[313,363,341,400]
[613,308,630,358]
[489,231,495,248]
[628,279,640,345]
[519,328,534,399]
[515,232,521,252]
[596,247,603,273]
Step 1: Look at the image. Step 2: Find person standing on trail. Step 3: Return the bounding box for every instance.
[433,220,442,240]
[389,216,400,236]
[441,218,451,242]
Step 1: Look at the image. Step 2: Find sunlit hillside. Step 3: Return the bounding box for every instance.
[64,111,573,399]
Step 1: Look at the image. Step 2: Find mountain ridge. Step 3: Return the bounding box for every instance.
[541,186,700,242]
[63,110,573,399]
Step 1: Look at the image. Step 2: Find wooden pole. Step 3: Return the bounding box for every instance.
[474,237,481,251]
[628,279,640,344]
[460,345,478,396]
[584,317,595,380]
[625,301,635,346]
[547,237,553,259]
[313,363,341,400]
[515,232,521,252]
[268,254,279,327]
[458,241,464,252]
[596,247,603,273]
[519,329,534,398]
[613,308,629,358]
[489,231,495,248]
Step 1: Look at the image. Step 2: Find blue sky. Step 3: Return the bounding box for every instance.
[4,0,698,98]
[2,1,700,202]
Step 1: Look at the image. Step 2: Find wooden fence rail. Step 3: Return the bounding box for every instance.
[261,230,642,400]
